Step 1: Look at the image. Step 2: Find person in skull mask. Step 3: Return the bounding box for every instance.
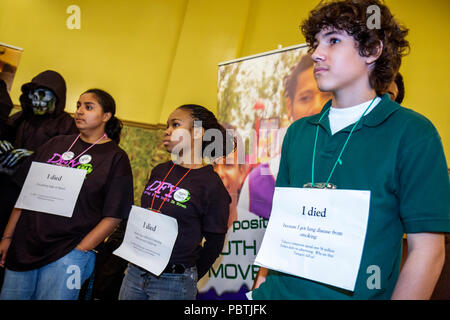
[3,70,77,150]
[0,70,78,172]
[0,86,60,173]
[0,70,77,288]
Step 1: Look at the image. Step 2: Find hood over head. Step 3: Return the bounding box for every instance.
[19,70,67,116]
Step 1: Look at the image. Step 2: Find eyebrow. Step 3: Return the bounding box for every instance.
[296,89,314,96]
[77,101,95,106]
[167,118,181,124]
[323,30,344,37]
[316,29,344,40]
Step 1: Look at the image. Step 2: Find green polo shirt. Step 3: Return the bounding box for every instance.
[252,94,450,300]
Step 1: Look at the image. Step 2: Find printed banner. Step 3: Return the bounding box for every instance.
[0,42,23,92]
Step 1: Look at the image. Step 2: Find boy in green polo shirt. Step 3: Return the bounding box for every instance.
[252,0,450,300]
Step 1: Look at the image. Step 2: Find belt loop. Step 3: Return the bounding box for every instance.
[164,264,186,274]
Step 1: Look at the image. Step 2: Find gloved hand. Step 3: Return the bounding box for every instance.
[0,140,14,165]
[0,140,14,157]
[0,148,34,168]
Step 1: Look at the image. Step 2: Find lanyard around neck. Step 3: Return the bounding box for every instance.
[311,96,377,187]
[64,133,107,166]
[150,163,192,213]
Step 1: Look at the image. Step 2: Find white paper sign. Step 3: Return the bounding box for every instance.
[255,187,370,291]
[113,205,178,276]
[15,162,86,218]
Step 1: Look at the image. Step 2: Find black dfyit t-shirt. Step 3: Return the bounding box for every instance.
[141,161,230,269]
[6,134,134,271]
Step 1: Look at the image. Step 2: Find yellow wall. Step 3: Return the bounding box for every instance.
[0,0,449,162]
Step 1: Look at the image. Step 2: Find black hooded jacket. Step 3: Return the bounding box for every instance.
[6,70,78,150]
[0,71,78,239]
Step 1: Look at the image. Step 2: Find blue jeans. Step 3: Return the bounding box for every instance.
[119,263,198,300]
[0,248,95,300]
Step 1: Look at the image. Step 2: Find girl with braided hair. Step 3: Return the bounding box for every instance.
[119,104,234,300]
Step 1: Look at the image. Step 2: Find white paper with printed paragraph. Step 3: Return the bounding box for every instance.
[15,162,86,218]
[114,205,178,276]
[255,187,370,291]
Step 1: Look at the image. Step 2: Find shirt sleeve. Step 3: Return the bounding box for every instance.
[102,151,134,220]
[397,130,450,234]
[196,232,226,279]
[202,175,231,234]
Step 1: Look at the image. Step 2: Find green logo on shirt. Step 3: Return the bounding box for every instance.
[77,163,93,175]
[173,188,190,203]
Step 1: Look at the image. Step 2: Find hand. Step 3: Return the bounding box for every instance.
[0,148,34,168]
[0,140,13,166]
[0,238,12,267]
[75,244,89,252]
[0,140,14,156]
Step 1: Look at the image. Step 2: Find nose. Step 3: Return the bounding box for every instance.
[75,106,84,116]
[311,44,325,63]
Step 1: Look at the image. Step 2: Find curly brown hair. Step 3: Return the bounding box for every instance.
[300,0,410,95]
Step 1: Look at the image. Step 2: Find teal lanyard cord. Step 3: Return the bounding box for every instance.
[311,96,377,187]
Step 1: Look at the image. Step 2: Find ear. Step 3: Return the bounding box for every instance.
[103,112,112,123]
[366,41,383,65]
[285,98,293,120]
[193,126,204,140]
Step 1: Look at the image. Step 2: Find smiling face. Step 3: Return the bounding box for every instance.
[74,92,111,134]
[311,28,377,97]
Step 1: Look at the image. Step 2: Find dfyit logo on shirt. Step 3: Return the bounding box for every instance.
[145,180,191,208]
[47,152,94,176]
[146,180,179,198]
[47,152,80,168]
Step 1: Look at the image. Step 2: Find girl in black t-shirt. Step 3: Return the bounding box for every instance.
[119,104,234,300]
[0,89,133,300]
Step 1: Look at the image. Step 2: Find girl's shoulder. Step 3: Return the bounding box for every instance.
[47,133,78,145]
[151,160,173,173]
[35,134,78,155]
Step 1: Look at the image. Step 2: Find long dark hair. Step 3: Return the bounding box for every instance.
[177,104,236,161]
[83,88,123,144]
